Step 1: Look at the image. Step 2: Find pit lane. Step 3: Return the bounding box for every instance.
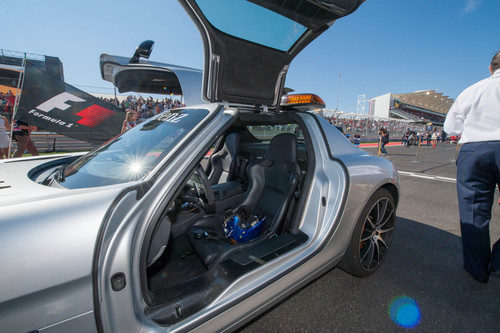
[241,143,500,332]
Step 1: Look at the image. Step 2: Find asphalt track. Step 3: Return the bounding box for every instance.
[241,143,500,332]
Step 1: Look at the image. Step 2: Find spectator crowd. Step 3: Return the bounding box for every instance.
[0,92,186,157]
[2,90,452,154]
[324,114,428,135]
[99,95,185,124]
[395,108,444,123]
[1,92,185,122]
[0,90,15,119]
[3,90,433,137]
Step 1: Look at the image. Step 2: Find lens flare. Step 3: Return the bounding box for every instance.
[388,296,421,328]
[129,161,143,174]
[122,154,148,180]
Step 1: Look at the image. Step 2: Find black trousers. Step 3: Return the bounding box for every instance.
[456,141,500,282]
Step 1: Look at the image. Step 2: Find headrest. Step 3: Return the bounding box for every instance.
[224,132,240,158]
[265,133,297,164]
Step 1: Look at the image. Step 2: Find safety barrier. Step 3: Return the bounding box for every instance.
[9,132,96,153]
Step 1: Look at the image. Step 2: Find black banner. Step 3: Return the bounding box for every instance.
[16,66,125,144]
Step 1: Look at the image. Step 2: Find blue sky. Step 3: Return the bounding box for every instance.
[1,0,499,112]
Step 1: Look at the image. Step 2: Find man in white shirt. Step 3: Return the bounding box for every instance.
[444,51,500,283]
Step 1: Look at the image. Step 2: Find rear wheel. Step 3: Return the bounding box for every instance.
[339,188,395,277]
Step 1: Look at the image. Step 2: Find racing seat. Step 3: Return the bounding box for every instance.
[209,132,240,185]
[187,133,300,268]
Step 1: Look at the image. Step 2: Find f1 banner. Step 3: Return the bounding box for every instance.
[16,66,125,144]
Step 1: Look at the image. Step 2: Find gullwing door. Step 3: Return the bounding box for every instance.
[179,0,364,107]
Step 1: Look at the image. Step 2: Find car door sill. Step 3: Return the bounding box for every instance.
[144,231,308,326]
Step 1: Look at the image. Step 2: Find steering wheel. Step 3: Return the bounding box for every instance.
[195,165,215,211]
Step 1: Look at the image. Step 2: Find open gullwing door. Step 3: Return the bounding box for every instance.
[178,0,364,107]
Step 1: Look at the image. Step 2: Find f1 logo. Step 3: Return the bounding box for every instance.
[75,105,116,128]
[36,92,86,112]
[35,92,116,128]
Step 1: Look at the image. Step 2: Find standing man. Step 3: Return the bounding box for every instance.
[402,129,410,147]
[444,51,500,283]
[379,128,389,155]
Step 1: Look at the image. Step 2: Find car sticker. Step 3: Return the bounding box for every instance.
[157,113,189,123]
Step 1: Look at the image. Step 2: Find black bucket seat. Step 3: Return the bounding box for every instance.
[187,133,300,268]
[209,132,240,185]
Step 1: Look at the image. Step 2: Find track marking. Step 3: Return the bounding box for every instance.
[410,174,434,180]
[399,171,456,183]
[435,176,456,182]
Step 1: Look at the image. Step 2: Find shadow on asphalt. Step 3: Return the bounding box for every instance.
[377,145,460,178]
[383,152,416,157]
[239,217,500,332]
[419,162,453,173]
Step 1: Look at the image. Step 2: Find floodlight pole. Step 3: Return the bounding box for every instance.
[357,94,367,115]
[7,53,27,159]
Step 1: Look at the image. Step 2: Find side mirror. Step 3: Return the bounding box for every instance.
[129,40,155,64]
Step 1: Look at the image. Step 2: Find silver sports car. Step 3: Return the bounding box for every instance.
[0,1,399,332]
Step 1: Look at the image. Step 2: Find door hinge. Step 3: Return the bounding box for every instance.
[208,54,220,102]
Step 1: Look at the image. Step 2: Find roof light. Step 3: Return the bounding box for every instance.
[281,93,326,110]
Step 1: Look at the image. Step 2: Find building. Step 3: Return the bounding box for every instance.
[369,90,454,125]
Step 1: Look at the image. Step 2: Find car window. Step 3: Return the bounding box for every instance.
[195,0,307,52]
[58,108,209,189]
[247,124,303,141]
[317,115,359,157]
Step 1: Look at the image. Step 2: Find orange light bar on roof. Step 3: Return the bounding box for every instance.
[281,93,326,109]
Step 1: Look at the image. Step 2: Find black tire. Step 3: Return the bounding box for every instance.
[339,188,396,277]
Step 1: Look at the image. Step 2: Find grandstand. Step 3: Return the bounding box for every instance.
[0,49,64,96]
[0,67,20,95]
[369,90,454,125]
[0,49,64,80]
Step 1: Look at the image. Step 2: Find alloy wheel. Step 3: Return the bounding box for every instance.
[359,197,395,270]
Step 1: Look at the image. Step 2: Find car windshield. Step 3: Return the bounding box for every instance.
[195,0,307,52]
[58,108,209,189]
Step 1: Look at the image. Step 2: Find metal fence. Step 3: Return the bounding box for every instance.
[9,132,96,153]
[0,76,18,87]
[0,49,46,65]
[322,112,430,138]
[247,124,301,140]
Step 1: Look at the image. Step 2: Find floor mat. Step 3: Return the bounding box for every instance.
[148,234,207,292]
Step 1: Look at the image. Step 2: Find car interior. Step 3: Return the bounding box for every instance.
[142,112,314,325]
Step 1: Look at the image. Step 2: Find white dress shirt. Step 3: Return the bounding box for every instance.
[444,69,500,144]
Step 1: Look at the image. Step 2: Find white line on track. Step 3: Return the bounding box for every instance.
[398,171,456,183]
